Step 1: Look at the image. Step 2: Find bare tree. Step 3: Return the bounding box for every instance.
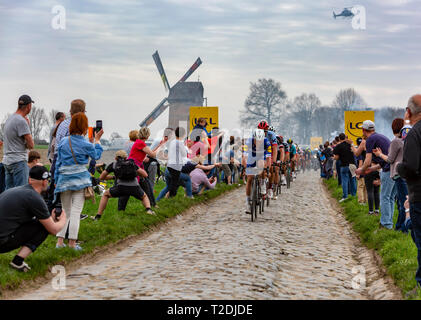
[28,106,48,141]
[240,78,287,127]
[332,88,367,114]
[47,109,61,129]
[110,132,123,142]
[289,93,321,144]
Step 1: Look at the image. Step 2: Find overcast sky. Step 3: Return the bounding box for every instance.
[0,0,420,140]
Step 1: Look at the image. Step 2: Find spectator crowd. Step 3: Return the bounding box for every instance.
[0,96,244,272]
[317,94,421,296]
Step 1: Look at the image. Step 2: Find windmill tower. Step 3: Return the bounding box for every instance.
[139,51,204,132]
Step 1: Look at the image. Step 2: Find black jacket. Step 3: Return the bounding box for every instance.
[397,120,421,202]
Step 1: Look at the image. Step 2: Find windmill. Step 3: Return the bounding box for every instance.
[139,51,204,130]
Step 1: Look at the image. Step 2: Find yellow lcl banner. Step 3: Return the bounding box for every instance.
[190,107,219,133]
[344,111,375,144]
[310,137,323,150]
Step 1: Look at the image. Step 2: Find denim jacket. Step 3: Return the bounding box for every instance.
[54,135,103,193]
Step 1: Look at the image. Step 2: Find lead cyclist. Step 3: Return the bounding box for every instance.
[242,128,272,214]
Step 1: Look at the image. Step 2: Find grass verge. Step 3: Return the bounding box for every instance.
[0,180,241,296]
[324,178,420,300]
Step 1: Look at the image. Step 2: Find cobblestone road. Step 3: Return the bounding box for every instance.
[18,171,400,300]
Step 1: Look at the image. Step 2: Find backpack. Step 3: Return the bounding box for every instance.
[114,158,138,181]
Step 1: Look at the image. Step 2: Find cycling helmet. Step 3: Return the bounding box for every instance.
[269,126,276,133]
[287,139,293,144]
[400,124,412,140]
[253,129,265,141]
[258,120,269,131]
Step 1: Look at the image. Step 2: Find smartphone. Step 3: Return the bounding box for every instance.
[95,120,103,133]
[55,207,62,218]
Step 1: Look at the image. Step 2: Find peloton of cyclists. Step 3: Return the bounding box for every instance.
[242,120,302,213]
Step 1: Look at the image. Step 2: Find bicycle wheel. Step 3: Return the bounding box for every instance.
[267,184,270,207]
[251,177,257,222]
[256,178,262,214]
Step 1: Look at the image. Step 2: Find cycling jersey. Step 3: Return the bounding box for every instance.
[289,144,297,155]
[243,137,272,168]
[277,143,284,162]
[266,131,278,147]
[283,143,290,153]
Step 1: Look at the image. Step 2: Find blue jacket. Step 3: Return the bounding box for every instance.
[54,135,103,193]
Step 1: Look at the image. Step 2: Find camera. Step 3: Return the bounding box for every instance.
[54,197,63,218]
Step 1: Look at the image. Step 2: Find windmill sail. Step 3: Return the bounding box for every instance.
[139,98,169,128]
[153,51,171,91]
[178,57,202,83]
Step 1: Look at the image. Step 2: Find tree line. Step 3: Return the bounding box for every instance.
[240,78,405,145]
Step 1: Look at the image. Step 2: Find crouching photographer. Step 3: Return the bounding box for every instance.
[0,166,66,272]
[92,150,155,220]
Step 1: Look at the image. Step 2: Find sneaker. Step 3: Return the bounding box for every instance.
[368,211,374,216]
[374,210,380,216]
[80,214,88,221]
[145,208,156,216]
[91,214,101,221]
[339,198,347,203]
[10,261,31,272]
[245,202,252,214]
[56,243,67,248]
[70,244,83,251]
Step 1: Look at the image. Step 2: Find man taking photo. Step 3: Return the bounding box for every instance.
[0,166,66,272]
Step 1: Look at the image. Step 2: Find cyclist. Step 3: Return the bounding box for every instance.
[280,136,289,185]
[287,139,297,179]
[242,129,272,214]
[275,135,285,192]
[266,125,279,200]
[256,122,277,199]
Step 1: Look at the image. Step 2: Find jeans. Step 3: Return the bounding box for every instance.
[365,172,380,212]
[156,169,192,201]
[336,159,342,186]
[340,166,356,199]
[147,162,158,190]
[409,202,421,287]
[0,163,5,194]
[379,170,396,229]
[193,183,211,195]
[4,161,29,190]
[394,177,408,232]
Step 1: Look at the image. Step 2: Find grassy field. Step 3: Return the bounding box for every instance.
[34,145,49,149]
[324,178,421,300]
[0,179,240,296]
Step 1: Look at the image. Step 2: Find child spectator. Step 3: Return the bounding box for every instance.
[28,151,42,169]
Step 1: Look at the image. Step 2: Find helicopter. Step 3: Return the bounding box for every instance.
[333,7,354,19]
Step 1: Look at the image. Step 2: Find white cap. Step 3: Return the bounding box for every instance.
[362,120,375,131]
